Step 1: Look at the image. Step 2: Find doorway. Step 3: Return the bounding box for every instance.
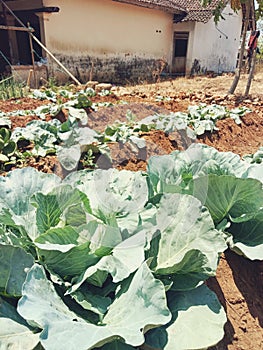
[172,32,189,75]
[0,10,42,76]
[15,11,42,65]
[0,14,10,75]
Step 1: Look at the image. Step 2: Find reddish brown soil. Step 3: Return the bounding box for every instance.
[207,252,263,350]
[0,74,262,350]
[198,112,263,157]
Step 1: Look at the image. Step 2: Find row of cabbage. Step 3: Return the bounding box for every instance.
[0,86,251,171]
[0,143,262,350]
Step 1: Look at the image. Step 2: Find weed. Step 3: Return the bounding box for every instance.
[0,77,26,100]
[81,148,96,168]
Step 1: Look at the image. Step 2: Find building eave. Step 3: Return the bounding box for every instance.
[112,0,186,14]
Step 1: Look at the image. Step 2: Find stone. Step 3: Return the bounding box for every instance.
[85,81,99,89]
[227,94,236,100]
[95,83,113,92]
[111,86,119,92]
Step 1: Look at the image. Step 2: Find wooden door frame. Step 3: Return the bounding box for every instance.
[172,31,189,75]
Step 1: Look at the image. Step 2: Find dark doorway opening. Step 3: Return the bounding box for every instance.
[0,13,11,75]
[15,11,42,65]
[0,10,42,76]
[172,32,189,75]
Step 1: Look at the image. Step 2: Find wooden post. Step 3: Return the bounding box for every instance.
[28,22,37,88]
[26,69,33,88]
[0,25,34,32]
[244,0,257,96]
[228,1,250,95]
[3,4,13,65]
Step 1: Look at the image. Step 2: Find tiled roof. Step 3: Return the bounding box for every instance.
[183,10,216,22]
[113,0,226,23]
[175,0,222,11]
[113,0,186,14]
[175,0,226,22]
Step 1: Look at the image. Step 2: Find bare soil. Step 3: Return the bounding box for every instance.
[0,72,262,350]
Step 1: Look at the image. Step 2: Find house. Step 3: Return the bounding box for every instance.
[0,0,243,84]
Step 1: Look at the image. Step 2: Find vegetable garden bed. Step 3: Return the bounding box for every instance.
[0,76,262,350]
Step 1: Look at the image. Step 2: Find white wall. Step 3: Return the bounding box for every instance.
[191,5,242,73]
[43,0,173,62]
[42,0,241,81]
[173,4,242,74]
[41,0,175,82]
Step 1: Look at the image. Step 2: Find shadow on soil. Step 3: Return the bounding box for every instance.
[207,249,263,350]
[224,250,263,328]
[206,276,235,350]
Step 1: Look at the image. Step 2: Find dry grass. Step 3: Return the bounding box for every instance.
[119,71,263,99]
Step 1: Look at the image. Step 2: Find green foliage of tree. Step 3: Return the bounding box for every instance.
[255,0,263,19]
[201,0,262,95]
[201,1,262,23]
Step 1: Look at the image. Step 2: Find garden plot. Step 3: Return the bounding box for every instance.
[0,76,262,350]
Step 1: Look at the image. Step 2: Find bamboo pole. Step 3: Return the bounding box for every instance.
[31,35,82,86]
[0,75,13,84]
[0,24,34,32]
[28,22,37,88]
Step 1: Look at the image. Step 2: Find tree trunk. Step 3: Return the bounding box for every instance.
[245,49,257,96]
[244,0,257,96]
[228,1,251,94]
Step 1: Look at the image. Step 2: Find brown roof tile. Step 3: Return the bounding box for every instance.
[113,0,226,22]
[175,0,226,22]
[113,0,186,13]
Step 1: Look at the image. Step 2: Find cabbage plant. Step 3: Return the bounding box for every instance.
[147,144,263,260]
[0,166,227,350]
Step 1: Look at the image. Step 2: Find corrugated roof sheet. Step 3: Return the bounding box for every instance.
[113,0,226,23]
